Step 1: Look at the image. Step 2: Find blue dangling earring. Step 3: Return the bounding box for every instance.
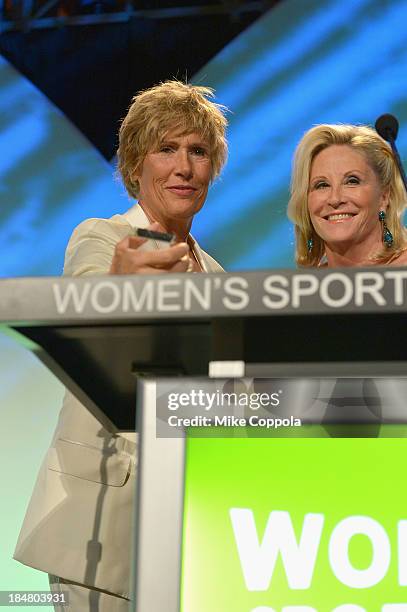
[379,210,393,248]
[307,238,314,253]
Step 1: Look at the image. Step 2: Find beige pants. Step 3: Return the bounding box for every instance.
[49,575,131,612]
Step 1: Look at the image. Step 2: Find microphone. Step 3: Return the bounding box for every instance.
[375,113,407,193]
[375,113,398,141]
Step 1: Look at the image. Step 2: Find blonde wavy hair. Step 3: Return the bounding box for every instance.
[287,124,407,266]
[117,80,228,198]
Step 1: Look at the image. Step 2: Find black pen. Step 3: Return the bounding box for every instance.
[135,227,176,244]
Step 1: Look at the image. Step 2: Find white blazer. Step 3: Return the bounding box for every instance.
[14,205,223,598]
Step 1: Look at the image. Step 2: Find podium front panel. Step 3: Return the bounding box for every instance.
[133,377,407,612]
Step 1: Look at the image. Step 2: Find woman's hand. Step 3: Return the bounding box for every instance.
[109,222,191,275]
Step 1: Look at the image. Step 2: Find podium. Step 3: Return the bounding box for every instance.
[2,268,407,610]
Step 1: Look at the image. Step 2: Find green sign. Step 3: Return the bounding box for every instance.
[181,428,407,611]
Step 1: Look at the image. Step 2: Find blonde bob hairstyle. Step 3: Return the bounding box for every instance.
[117,80,228,199]
[287,123,407,266]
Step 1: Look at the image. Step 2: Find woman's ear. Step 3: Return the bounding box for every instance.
[381,187,390,211]
[131,158,145,187]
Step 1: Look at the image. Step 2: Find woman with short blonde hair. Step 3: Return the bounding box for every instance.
[118,79,228,198]
[15,79,229,611]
